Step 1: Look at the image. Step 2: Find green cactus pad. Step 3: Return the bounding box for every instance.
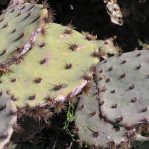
[0,23,99,108]
[82,32,121,56]
[95,50,149,128]
[0,2,48,68]
[75,82,130,148]
[0,92,17,149]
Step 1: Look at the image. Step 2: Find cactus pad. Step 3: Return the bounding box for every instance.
[104,0,123,25]
[0,2,48,68]
[95,50,149,128]
[0,23,99,108]
[96,37,122,57]
[75,82,130,148]
[0,92,17,149]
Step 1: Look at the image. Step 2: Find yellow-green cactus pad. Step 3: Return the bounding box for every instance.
[0,23,99,108]
[0,2,48,68]
[96,37,122,59]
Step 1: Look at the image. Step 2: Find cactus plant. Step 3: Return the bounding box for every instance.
[82,32,121,59]
[96,37,122,58]
[95,49,149,128]
[1,0,149,148]
[103,0,123,25]
[0,23,101,118]
[0,2,49,71]
[75,82,133,148]
[0,92,17,149]
[75,49,149,148]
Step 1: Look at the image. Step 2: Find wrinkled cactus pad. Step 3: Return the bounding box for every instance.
[0,92,17,149]
[0,23,99,108]
[75,82,131,148]
[0,2,48,68]
[95,50,149,128]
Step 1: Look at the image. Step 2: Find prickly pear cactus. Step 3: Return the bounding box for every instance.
[0,23,100,111]
[0,92,17,149]
[95,50,149,128]
[75,82,132,148]
[104,0,123,25]
[96,37,122,58]
[0,2,49,69]
[83,32,121,58]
